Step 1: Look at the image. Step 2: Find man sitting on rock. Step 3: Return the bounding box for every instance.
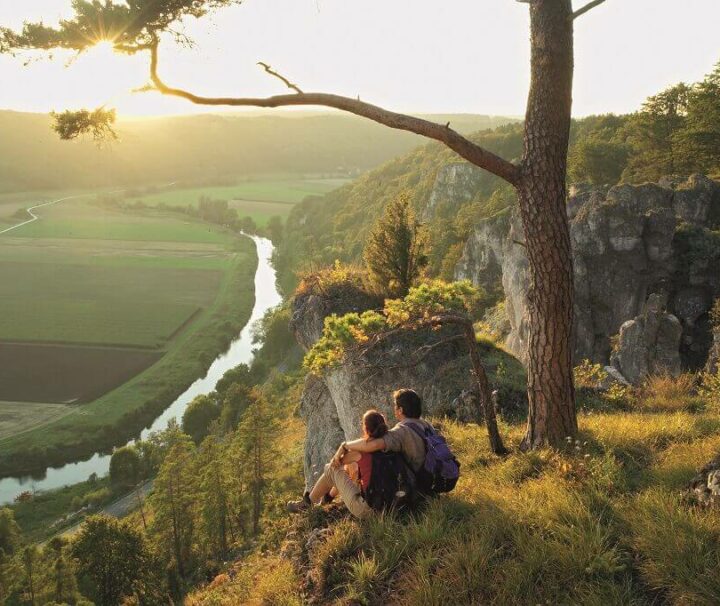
[287,388,433,517]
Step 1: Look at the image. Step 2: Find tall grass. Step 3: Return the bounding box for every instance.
[188,378,720,605]
[637,374,701,412]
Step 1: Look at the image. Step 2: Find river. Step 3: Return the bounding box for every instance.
[0,235,281,505]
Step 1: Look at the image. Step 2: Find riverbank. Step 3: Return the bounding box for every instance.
[0,235,258,480]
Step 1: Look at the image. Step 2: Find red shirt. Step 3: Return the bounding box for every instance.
[357,452,373,492]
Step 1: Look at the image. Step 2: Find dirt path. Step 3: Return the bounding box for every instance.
[102,479,154,518]
[0,193,92,235]
[56,479,154,540]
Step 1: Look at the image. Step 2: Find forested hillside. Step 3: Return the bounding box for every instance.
[275,62,720,294]
[0,111,516,193]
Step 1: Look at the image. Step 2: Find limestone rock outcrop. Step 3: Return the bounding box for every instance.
[292,288,485,489]
[456,175,720,371]
[423,163,485,220]
[689,453,720,507]
[609,294,682,384]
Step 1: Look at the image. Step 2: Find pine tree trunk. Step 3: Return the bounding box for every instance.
[518,0,578,449]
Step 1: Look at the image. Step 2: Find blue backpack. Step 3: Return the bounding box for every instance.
[406,423,460,494]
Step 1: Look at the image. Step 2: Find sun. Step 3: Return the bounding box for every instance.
[66,40,157,115]
[91,40,117,56]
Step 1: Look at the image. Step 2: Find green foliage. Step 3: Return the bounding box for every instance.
[623,83,692,181]
[569,137,629,185]
[699,368,720,413]
[182,394,220,444]
[251,305,297,375]
[304,310,388,374]
[266,215,284,243]
[109,446,142,490]
[151,435,198,587]
[363,193,428,297]
[2,0,242,54]
[72,515,160,606]
[0,507,20,557]
[295,260,369,298]
[304,280,480,374]
[574,359,609,389]
[231,389,278,535]
[384,279,480,324]
[51,108,117,141]
[675,61,720,177]
[196,435,233,560]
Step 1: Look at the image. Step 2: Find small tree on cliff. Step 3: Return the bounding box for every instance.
[305,280,508,455]
[364,193,428,298]
[2,0,620,448]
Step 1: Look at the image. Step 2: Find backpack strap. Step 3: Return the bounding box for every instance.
[405,421,433,441]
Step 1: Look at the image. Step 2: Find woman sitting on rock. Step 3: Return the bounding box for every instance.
[287,409,389,519]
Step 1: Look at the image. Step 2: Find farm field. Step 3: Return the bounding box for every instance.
[125,178,349,205]
[0,401,75,441]
[0,262,219,346]
[123,177,349,226]
[0,193,258,469]
[14,198,232,242]
[0,342,163,404]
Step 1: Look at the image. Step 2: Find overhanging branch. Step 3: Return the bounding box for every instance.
[147,44,520,186]
[572,0,607,19]
[257,62,303,94]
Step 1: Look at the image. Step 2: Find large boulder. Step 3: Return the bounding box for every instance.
[456,175,720,369]
[609,294,683,385]
[292,284,516,489]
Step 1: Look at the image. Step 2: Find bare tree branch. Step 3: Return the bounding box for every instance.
[572,0,607,19]
[146,44,521,186]
[257,62,304,94]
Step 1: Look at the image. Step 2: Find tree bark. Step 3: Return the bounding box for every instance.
[517,0,578,449]
[460,321,509,455]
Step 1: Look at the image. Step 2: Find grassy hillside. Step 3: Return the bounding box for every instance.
[0,111,517,193]
[188,372,720,605]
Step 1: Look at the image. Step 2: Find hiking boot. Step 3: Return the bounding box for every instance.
[286,491,312,513]
[322,493,335,504]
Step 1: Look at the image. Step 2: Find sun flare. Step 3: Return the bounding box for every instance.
[91,39,117,55]
[66,40,155,115]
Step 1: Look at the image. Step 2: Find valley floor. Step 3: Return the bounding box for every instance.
[0,193,258,477]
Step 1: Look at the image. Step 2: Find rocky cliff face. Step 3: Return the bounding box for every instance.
[422,163,486,220]
[610,293,682,384]
[456,175,720,375]
[291,288,484,489]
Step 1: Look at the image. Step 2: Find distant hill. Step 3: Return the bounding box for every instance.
[274,122,525,292]
[0,111,519,193]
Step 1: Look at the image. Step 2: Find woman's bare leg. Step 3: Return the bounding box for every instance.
[308,450,362,503]
[308,471,334,503]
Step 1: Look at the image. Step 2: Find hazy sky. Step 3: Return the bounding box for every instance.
[1,0,719,118]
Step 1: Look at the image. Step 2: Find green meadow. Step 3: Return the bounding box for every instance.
[123,177,349,226]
